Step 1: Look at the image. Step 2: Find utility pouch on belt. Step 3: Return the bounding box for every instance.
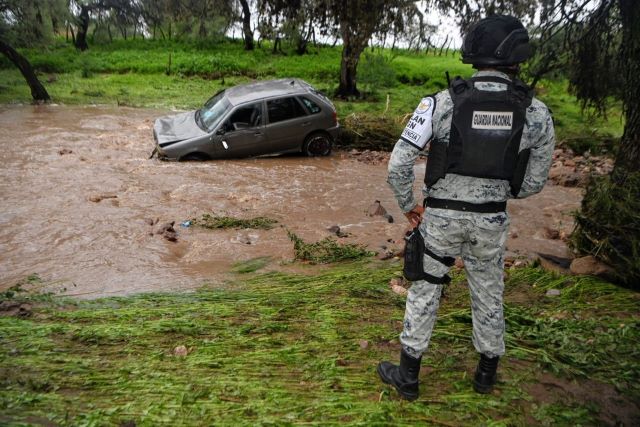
[404,227,454,284]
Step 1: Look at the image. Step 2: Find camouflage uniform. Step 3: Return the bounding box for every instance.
[388,70,555,359]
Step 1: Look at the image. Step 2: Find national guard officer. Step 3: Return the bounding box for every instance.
[378,15,556,400]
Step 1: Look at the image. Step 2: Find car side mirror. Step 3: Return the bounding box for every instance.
[216,128,225,136]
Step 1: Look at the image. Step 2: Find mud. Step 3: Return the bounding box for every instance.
[525,372,640,426]
[0,105,581,298]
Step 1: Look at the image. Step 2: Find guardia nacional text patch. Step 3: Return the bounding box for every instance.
[471,111,513,130]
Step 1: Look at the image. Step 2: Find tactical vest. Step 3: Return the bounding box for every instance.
[424,76,534,197]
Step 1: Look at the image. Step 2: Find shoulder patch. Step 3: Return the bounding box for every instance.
[400,96,436,150]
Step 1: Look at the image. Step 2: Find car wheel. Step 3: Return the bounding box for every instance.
[180,152,209,161]
[303,132,333,157]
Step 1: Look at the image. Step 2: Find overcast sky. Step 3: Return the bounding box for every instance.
[427,9,463,48]
[228,7,464,50]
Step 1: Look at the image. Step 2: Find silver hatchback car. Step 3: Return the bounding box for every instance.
[153,78,339,160]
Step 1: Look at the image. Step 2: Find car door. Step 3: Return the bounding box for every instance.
[211,101,266,158]
[264,96,310,152]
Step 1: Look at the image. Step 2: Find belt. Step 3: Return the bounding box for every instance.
[424,197,507,213]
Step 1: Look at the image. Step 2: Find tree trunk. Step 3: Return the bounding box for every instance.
[614,0,640,176]
[75,5,90,51]
[273,36,282,54]
[238,0,254,50]
[439,34,449,56]
[571,0,640,288]
[337,37,363,98]
[296,20,312,55]
[91,18,99,40]
[311,27,317,49]
[0,39,50,102]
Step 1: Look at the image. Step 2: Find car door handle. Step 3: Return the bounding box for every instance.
[254,132,262,136]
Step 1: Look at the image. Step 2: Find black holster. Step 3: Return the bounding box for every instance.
[403,227,452,284]
[403,228,426,281]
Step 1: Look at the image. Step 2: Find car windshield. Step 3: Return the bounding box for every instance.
[196,90,230,132]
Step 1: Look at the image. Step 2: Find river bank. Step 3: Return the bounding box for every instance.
[1,104,583,298]
[0,103,638,425]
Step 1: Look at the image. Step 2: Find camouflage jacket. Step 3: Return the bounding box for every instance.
[387,70,556,213]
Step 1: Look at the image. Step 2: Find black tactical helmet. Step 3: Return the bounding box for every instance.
[461,15,531,67]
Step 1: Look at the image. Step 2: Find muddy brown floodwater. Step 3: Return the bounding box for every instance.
[0,105,583,298]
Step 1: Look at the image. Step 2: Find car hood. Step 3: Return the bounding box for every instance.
[154,111,207,146]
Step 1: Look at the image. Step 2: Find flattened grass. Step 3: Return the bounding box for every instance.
[0,264,638,425]
[193,213,278,230]
[287,230,375,264]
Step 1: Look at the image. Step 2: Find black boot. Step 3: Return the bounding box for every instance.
[473,353,499,394]
[377,349,421,401]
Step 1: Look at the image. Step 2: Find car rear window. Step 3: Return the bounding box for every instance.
[267,97,307,124]
[297,80,334,107]
[300,97,321,114]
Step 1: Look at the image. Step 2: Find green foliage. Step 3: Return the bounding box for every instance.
[232,257,272,274]
[566,1,623,115]
[571,172,640,288]
[358,53,397,94]
[1,274,41,300]
[532,402,596,426]
[0,265,637,425]
[287,230,374,263]
[0,39,624,150]
[507,265,639,313]
[0,0,68,47]
[339,112,404,150]
[192,214,278,230]
[80,53,92,79]
[82,89,104,97]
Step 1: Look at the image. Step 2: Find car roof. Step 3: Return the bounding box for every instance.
[225,78,311,106]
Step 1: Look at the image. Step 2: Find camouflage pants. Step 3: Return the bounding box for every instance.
[400,208,509,359]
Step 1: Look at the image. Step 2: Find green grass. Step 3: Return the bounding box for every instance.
[192,214,278,230]
[1,263,638,425]
[0,38,623,149]
[287,230,375,264]
[231,257,273,274]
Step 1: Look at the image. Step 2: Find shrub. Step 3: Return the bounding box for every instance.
[358,53,396,95]
[339,112,403,151]
[287,230,374,264]
[571,172,640,288]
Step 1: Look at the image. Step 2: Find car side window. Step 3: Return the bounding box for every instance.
[299,96,321,114]
[223,102,262,132]
[267,97,307,124]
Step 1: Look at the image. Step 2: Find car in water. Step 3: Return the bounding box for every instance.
[152,78,339,160]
